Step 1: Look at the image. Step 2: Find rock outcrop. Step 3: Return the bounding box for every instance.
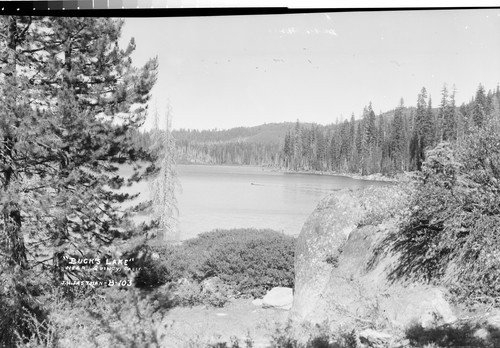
[291,186,457,331]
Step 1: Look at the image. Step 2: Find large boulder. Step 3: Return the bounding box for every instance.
[291,186,457,331]
[292,189,366,321]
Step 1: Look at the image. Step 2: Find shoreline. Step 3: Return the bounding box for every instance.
[270,169,409,182]
[177,162,411,182]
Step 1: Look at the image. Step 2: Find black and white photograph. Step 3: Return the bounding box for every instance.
[1,3,500,347]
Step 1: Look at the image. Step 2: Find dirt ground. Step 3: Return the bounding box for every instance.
[158,298,291,347]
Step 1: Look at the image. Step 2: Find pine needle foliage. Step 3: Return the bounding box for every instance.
[0,16,158,346]
[389,114,500,306]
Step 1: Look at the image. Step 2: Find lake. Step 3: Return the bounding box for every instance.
[176,165,388,240]
[123,164,389,240]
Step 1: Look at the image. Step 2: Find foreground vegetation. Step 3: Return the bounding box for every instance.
[133,228,296,305]
[1,228,295,347]
[0,16,160,347]
[388,114,500,307]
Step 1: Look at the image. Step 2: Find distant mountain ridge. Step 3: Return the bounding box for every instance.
[172,109,421,146]
[173,122,317,145]
[171,104,440,169]
[156,84,499,174]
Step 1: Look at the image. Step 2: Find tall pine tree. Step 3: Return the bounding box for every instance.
[0,17,158,345]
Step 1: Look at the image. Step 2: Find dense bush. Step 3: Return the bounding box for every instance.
[404,320,497,348]
[390,117,500,306]
[189,229,296,297]
[134,229,296,299]
[129,243,191,289]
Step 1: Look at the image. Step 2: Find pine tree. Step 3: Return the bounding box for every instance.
[366,103,377,147]
[376,113,387,173]
[391,99,406,172]
[329,131,339,171]
[438,84,448,141]
[426,96,435,147]
[283,131,292,169]
[315,128,326,171]
[355,118,363,173]
[445,86,458,141]
[411,87,429,170]
[360,106,370,175]
[347,114,357,172]
[1,17,158,345]
[473,84,487,127]
[364,103,378,174]
[293,119,302,170]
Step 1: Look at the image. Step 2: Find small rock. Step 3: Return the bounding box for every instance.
[358,329,392,348]
[215,313,228,317]
[262,287,293,310]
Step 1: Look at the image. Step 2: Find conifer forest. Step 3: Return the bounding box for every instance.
[169,84,500,177]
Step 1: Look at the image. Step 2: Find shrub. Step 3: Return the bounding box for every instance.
[130,243,191,289]
[357,185,411,227]
[17,284,175,347]
[199,277,233,307]
[404,320,497,348]
[389,119,500,306]
[190,229,296,297]
[174,280,203,307]
[206,335,254,348]
[86,287,170,347]
[129,229,296,301]
[0,267,50,348]
[269,321,361,348]
[13,309,59,348]
[173,278,232,307]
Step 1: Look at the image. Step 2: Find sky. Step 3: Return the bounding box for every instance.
[119,9,500,130]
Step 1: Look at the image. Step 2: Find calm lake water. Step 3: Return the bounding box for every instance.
[123,164,388,240]
[176,165,388,240]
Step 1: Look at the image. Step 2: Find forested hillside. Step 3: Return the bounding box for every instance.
[143,84,500,176]
[172,123,288,165]
[280,85,500,175]
[173,123,291,143]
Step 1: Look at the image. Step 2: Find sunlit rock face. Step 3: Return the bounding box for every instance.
[292,189,366,323]
[291,187,456,331]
